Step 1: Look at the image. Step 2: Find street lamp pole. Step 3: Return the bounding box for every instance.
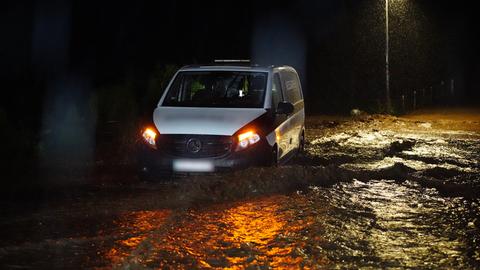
[385,0,392,113]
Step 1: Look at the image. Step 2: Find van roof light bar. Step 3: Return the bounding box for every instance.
[214,59,251,63]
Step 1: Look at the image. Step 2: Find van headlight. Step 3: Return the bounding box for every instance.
[142,127,157,149]
[236,130,260,151]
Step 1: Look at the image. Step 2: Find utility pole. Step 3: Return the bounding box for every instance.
[385,0,392,113]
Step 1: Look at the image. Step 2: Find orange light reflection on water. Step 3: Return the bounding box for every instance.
[221,198,306,268]
[104,210,171,266]
[101,196,325,268]
[155,196,316,268]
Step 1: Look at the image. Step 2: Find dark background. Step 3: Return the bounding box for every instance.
[1,0,479,181]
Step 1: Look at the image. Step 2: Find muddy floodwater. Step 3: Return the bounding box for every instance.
[1,112,479,269]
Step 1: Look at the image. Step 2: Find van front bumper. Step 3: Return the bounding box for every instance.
[137,141,271,174]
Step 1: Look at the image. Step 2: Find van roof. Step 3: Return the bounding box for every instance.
[178,64,295,73]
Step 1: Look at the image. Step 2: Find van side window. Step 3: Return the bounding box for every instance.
[272,73,283,109]
[282,71,302,104]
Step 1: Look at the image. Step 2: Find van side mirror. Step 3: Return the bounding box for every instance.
[276,101,294,115]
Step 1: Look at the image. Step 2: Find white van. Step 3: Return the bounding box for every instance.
[139,63,305,174]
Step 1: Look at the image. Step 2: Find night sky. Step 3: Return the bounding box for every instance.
[1,0,479,129]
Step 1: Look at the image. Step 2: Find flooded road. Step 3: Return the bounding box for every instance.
[1,111,479,269]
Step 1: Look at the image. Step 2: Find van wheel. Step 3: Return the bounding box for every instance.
[271,146,279,166]
[299,131,305,153]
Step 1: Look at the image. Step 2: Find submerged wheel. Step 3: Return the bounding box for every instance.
[299,131,305,153]
[271,145,279,166]
[293,131,306,164]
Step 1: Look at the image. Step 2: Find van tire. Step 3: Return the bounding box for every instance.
[299,131,305,154]
[271,145,279,166]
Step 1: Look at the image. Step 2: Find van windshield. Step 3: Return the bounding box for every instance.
[162,71,268,108]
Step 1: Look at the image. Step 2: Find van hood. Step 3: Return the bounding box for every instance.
[153,107,267,136]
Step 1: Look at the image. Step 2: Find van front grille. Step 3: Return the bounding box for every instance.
[158,135,233,158]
